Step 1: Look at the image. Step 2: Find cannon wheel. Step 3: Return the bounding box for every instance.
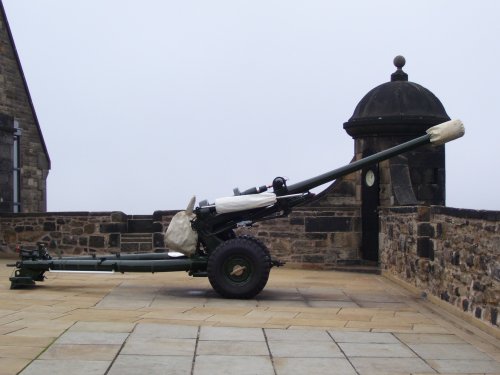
[207,236,271,299]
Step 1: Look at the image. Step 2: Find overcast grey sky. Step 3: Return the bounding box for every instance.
[3,1,500,213]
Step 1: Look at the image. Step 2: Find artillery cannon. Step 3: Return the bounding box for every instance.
[8,120,464,298]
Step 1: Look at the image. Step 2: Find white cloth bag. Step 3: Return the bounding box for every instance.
[164,196,198,256]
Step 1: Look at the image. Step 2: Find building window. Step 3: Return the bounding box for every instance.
[13,119,21,212]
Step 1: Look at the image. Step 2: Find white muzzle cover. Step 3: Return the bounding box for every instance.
[426,119,465,145]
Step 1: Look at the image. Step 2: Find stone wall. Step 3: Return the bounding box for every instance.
[0,211,179,256]
[1,212,125,255]
[380,206,500,329]
[237,206,361,268]
[0,206,361,268]
[0,212,150,256]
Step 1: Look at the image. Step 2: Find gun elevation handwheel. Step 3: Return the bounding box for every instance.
[207,236,271,299]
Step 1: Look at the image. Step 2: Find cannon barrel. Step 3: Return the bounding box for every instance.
[286,119,464,195]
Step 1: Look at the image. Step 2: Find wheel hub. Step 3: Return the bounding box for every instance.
[230,265,246,276]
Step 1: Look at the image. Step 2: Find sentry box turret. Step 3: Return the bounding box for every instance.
[8,120,465,298]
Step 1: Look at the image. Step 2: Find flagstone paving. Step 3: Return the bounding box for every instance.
[0,259,498,374]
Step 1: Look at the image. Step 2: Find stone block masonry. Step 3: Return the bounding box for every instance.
[0,211,173,256]
[0,212,126,256]
[236,206,361,268]
[0,210,175,257]
[380,206,500,331]
[0,207,361,266]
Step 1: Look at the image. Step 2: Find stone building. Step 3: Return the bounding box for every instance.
[342,55,449,262]
[0,1,50,213]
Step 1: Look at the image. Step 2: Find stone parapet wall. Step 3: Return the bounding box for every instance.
[237,206,361,268]
[0,208,361,268]
[0,211,179,257]
[380,205,500,330]
[0,211,127,255]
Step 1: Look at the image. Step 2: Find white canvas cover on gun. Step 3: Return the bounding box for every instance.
[426,119,465,145]
[164,196,198,256]
[215,192,277,214]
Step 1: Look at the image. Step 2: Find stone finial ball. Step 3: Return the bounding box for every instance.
[394,55,406,69]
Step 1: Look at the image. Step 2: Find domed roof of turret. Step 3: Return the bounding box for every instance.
[343,56,450,138]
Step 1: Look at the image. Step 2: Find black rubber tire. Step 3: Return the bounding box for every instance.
[207,236,271,299]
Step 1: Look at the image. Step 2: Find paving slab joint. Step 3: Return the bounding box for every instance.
[262,328,278,375]
[190,326,201,375]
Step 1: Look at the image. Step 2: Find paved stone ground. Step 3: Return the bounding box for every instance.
[0,259,499,375]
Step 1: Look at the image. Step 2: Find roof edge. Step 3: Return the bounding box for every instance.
[343,115,451,138]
